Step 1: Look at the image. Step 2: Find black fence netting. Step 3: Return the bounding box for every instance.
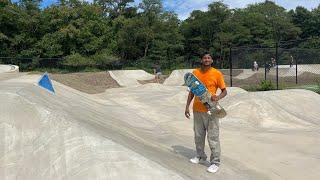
[0,57,122,72]
[230,46,320,90]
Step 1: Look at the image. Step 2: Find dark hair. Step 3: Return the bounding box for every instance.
[200,52,212,59]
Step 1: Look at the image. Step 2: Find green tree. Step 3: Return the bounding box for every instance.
[244,0,300,44]
[94,0,135,18]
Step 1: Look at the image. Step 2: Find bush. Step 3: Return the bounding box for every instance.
[123,67,139,70]
[92,53,119,66]
[63,53,93,66]
[82,67,102,72]
[30,68,69,74]
[257,80,275,91]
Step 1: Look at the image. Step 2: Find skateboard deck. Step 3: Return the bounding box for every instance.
[184,72,226,118]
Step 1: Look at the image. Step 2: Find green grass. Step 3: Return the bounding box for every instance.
[122,67,139,70]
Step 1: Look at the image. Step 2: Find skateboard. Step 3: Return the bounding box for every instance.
[184,72,226,118]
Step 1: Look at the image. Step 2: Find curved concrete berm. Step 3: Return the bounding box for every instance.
[1,71,320,180]
[108,70,154,87]
[0,64,19,73]
[0,75,185,180]
[0,65,22,81]
[163,69,193,86]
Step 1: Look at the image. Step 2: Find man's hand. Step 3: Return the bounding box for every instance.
[185,108,190,119]
[211,95,219,102]
[185,92,194,119]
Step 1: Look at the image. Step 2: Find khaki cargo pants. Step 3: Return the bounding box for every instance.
[193,111,221,165]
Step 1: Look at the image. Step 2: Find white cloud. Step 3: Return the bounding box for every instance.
[163,0,211,20]
[274,0,320,10]
[164,0,320,20]
[223,0,320,10]
[84,0,320,20]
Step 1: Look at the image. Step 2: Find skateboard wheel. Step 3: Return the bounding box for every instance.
[195,81,199,85]
[207,111,212,115]
[187,87,190,92]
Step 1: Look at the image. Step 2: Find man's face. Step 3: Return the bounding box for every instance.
[201,54,213,66]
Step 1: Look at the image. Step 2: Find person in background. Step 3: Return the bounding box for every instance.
[271,57,276,67]
[253,61,259,71]
[290,55,294,68]
[153,64,162,83]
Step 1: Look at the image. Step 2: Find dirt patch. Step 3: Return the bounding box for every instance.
[51,71,120,94]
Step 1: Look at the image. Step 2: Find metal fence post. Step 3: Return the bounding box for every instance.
[229,47,233,87]
[276,42,279,90]
[264,58,267,81]
[295,56,298,84]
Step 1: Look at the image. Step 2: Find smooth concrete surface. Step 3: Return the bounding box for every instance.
[108,70,154,87]
[1,69,320,180]
[0,65,19,73]
[163,69,193,86]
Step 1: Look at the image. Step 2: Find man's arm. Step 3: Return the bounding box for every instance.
[211,88,227,102]
[185,91,194,119]
[212,72,227,102]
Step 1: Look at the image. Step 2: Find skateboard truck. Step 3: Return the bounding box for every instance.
[204,102,226,118]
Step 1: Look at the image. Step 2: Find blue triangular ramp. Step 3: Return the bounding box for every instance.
[38,72,55,94]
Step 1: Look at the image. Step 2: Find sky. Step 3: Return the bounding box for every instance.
[14,0,320,20]
[160,0,320,19]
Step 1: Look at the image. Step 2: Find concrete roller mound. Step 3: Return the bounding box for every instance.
[163,69,193,86]
[221,89,320,129]
[0,65,23,81]
[1,72,320,180]
[0,64,19,73]
[0,75,186,180]
[108,70,154,87]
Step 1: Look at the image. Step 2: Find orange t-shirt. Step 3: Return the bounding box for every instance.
[192,68,226,112]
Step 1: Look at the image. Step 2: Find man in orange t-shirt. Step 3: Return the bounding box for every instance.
[185,53,227,173]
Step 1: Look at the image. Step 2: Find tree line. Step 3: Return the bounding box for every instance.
[0,0,319,71]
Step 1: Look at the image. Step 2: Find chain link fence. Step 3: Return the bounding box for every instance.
[0,57,63,71]
[0,57,123,72]
[230,46,320,90]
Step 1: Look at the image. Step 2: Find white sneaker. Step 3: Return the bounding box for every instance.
[207,164,219,173]
[189,157,206,164]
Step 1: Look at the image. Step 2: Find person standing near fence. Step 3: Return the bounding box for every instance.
[185,52,227,173]
[290,55,294,68]
[271,57,276,67]
[253,61,259,71]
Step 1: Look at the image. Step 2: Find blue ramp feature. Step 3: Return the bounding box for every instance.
[38,72,55,94]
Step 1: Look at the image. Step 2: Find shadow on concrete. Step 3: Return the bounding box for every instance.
[172,145,211,167]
